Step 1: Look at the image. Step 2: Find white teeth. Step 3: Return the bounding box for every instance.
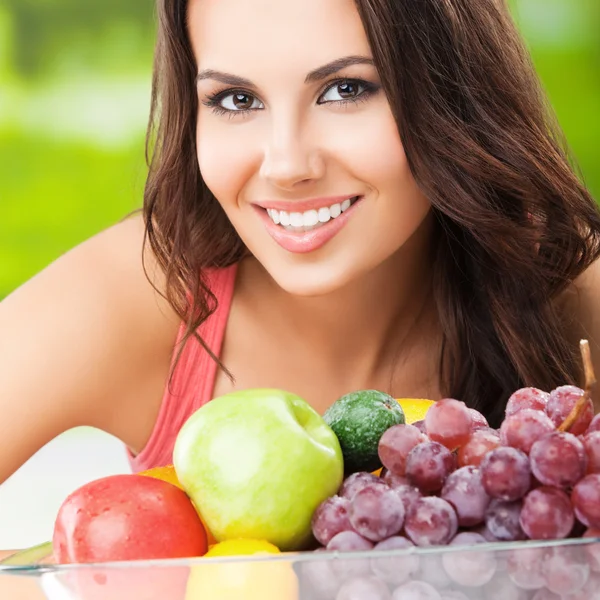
[265,196,359,230]
[303,210,319,227]
[318,207,331,223]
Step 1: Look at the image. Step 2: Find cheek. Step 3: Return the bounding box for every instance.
[195,119,257,210]
[323,107,415,195]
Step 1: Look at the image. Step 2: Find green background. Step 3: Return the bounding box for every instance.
[1,0,599,300]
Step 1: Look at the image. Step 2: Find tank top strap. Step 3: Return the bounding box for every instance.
[127,263,238,472]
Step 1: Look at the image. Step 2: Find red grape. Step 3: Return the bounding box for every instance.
[393,484,422,515]
[425,398,473,450]
[559,572,600,600]
[416,554,453,589]
[506,545,547,590]
[327,530,374,551]
[482,572,531,600]
[484,499,525,541]
[311,495,353,546]
[326,530,374,579]
[405,441,455,493]
[378,424,426,475]
[348,484,405,542]
[572,474,600,528]
[505,387,549,416]
[531,589,560,599]
[546,385,593,436]
[472,523,500,542]
[300,549,342,599]
[337,576,392,600]
[441,531,496,587]
[412,420,428,435]
[404,497,458,546]
[529,431,587,488]
[582,431,600,474]
[440,592,470,600]
[469,408,489,430]
[457,429,500,468]
[583,528,600,572]
[441,466,491,527]
[499,408,555,454]
[480,446,531,501]
[587,413,600,434]
[382,470,411,488]
[326,532,374,581]
[519,486,574,539]
[371,536,419,585]
[339,472,386,500]
[392,580,442,600]
[541,546,589,596]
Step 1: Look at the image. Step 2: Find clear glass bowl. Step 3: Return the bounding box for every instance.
[1,536,600,599]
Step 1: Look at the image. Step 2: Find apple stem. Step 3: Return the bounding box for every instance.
[558,339,596,433]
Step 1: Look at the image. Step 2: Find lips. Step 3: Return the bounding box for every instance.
[254,195,364,254]
[254,194,361,213]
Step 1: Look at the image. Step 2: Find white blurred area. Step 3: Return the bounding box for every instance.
[0,428,132,549]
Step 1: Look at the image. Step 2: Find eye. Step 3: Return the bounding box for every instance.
[318,80,369,104]
[219,92,264,112]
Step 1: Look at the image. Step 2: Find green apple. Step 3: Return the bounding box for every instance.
[173,388,344,551]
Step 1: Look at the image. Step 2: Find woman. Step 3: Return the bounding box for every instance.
[1,0,599,492]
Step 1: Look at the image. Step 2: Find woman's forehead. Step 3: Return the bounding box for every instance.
[187,0,372,74]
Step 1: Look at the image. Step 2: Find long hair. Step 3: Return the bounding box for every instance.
[143,0,600,426]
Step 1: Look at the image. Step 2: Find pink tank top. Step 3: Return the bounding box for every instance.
[127,263,238,472]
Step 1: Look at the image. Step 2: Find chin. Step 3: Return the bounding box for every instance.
[261,256,366,298]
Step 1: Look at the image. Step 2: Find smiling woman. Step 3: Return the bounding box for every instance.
[186,0,431,298]
[1,0,600,539]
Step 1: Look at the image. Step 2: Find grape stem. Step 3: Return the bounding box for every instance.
[558,339,596,432]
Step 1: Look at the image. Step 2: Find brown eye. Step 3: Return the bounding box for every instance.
[318,79,374,104]
[232,93,254,110]
[337,82,359,98]
[215,91,263,112]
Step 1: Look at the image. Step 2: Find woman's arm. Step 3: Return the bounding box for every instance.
[0,215,180,487]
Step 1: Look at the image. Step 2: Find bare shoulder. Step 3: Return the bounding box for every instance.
[0,214,180,484]
[558,257,600,405]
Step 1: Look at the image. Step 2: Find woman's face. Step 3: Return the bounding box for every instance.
[188,0,431,296]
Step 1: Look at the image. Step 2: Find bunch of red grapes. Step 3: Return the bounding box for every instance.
[305,386,600,599]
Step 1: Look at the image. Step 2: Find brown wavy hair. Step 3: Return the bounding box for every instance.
[142,0,600,426]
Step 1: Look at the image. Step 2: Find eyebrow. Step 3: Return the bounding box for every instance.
[196,55,374,87]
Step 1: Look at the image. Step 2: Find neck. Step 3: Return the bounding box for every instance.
[240,214,439,395]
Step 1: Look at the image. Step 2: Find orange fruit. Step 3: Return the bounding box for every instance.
[397,398,436,425]
[139,464,217,547]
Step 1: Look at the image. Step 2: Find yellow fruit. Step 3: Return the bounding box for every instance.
[204,539,280,558]
[139,464,185,491]
[139,464,217,547]
[186,540,296,600]
[397,398,436,425]
[185,557,298,600]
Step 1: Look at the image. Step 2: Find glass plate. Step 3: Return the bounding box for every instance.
[2,536,600,599]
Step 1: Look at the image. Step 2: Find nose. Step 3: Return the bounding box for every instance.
[259,116,325,191]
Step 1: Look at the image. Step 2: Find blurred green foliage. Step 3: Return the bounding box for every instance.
[0,0,598,300]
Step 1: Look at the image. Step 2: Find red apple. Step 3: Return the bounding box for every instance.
[53,474,208,563]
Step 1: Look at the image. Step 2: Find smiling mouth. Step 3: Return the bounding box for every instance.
[263,196,362,233]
